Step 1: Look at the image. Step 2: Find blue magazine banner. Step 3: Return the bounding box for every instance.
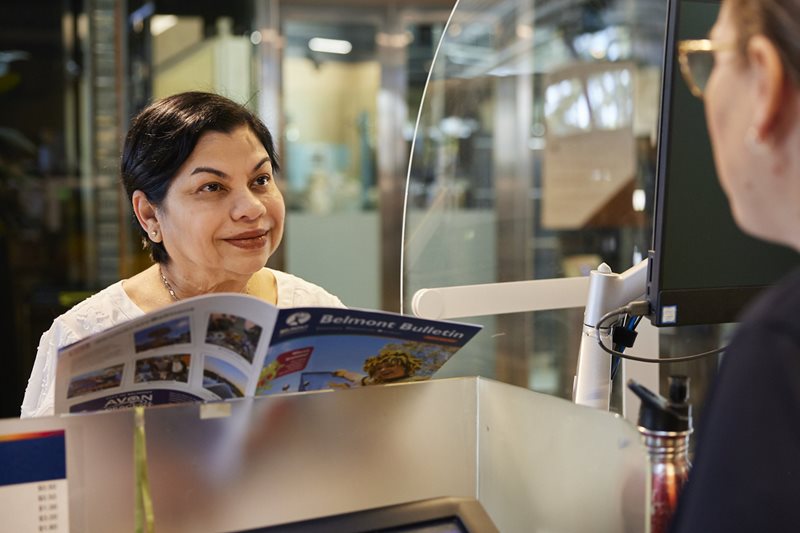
[256,308,481,395]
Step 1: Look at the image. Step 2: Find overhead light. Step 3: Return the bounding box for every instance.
[308,37,352,55]
[632,189,646,212]
[151,15,178,36]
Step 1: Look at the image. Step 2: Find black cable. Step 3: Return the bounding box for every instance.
[609,314,628,380]
[595,305,726,364]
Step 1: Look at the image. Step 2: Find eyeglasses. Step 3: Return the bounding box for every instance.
[677,39,737,98]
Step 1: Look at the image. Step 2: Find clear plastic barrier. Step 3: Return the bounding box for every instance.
[404,0,665,398]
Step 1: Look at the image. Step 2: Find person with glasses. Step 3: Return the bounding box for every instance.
[669,0,800,531]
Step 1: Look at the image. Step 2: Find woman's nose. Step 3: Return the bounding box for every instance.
[231,188,267,220]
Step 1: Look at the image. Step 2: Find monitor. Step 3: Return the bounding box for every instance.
[235,496,499,533]
[647,0,800,327]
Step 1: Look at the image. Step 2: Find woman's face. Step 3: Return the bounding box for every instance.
[373,361,407,382]
[156,125,284,280]
[704,3,771,236]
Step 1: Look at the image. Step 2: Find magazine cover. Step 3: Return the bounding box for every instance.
[255,307,478,394]
[54,294,482,414]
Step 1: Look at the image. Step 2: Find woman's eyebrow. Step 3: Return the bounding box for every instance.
[191,166,227,178]
[253,156,271,172]
[190,156,271,177]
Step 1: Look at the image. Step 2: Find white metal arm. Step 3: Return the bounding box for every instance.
[411,276,590,320]
[573,260,649,410]
[410,259,657,419]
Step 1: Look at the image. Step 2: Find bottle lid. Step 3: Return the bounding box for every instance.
[628,376,692,432]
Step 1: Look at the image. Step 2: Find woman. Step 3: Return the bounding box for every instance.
[671,0,800,530]
[21,91,343,418]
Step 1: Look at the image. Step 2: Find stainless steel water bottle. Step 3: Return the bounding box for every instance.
[628,376,692,533]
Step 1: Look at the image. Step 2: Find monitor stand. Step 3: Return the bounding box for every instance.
[411,261,658,420]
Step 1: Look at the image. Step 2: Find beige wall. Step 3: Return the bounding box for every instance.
[153,36,253,105]
[283,58,379,178]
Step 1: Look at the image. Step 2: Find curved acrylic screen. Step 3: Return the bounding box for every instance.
[403,0,665,397]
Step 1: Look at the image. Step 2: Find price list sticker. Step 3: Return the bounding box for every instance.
[0,430,69,532]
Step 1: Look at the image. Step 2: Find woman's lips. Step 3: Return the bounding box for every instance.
[225,231,269,250]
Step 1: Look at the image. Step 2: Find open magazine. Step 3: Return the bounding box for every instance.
[54,294,482,414]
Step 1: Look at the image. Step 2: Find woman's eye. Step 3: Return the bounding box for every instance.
[200,183,223,193]
[253,175,272,187]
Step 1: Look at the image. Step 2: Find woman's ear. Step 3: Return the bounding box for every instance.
[747,35,788,142]
[131,190,160,241]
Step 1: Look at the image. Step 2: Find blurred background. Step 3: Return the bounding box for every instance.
[0,0,721,419]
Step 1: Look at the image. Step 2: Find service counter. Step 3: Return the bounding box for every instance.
[1,377,648,532]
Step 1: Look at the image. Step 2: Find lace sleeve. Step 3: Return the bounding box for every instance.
[20,319,79,418]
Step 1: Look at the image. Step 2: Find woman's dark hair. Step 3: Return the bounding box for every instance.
[121,91,280,264]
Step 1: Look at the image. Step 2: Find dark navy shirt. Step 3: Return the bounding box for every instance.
[670,267,800,532]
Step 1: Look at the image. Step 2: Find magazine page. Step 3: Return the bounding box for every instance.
[255,307,482,395]
[54,294,279,414]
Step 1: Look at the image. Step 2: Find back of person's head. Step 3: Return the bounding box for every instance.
[121,91,280,263]
[727,0,800,84]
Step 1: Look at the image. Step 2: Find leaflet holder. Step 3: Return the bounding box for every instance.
[0,377,647,532]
